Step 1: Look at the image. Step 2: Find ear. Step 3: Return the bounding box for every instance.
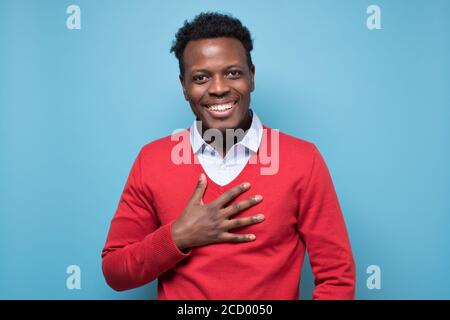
[249,64,255,92]
[179,74,189,101]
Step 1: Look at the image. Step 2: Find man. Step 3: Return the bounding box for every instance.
[102,12,356,300]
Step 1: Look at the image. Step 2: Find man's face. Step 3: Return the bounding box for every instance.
[180,37,255,132]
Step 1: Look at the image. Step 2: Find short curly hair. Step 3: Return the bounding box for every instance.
[170,12,254,77]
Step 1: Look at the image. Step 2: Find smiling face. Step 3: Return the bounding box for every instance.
[180,37,255,132]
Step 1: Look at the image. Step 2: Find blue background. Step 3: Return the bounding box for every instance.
[1,0,449,299]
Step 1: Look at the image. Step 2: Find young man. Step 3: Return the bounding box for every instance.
[102,12,356,300]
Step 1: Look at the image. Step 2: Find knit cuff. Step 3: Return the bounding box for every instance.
[142,221,191,274]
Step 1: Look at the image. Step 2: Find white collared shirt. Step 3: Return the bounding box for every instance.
[189,109,263,186]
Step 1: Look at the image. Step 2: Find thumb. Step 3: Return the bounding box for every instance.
[190,173,207,204]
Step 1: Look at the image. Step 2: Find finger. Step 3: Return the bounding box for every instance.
[190,173,207,204]
[221,195,263,218]
[209,182,251,208]
[220,232,256,243]
[223,214,265,230]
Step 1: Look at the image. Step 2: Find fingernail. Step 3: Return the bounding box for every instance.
[242,182,250,189]
[248,234,256,240]
[254,195,263,201]
[256,214,265,220]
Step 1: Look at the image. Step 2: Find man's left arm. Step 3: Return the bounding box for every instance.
[297,145,356,300]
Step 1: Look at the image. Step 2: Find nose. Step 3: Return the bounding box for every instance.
[208,75,230,97]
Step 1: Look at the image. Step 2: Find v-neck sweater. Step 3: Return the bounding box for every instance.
[101,126,356,300]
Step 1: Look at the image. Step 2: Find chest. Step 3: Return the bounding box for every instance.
[148,169,301,245]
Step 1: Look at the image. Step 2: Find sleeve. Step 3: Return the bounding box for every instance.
[101,148,191,291]
[297,145,356,299]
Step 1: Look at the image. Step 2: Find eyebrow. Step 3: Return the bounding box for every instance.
[190,64,244,73]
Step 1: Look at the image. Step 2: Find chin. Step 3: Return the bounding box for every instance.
[193,102,249,131]
[205,118,242,131]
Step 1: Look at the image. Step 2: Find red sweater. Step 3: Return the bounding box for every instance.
[101,126,356,299]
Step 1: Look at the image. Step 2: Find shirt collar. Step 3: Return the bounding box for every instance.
[190,109,263,154]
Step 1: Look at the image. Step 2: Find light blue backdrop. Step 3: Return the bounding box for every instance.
[1,0,449,299]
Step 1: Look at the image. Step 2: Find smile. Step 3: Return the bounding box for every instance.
[205,100,238,113]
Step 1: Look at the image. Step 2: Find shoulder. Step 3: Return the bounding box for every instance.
[263,125,318,156]
[138,128,191,160]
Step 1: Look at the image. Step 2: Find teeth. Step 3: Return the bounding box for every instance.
[207,102,234,112]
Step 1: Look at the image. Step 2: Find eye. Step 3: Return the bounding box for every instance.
[193,75,208,82]
[226,70,242,78]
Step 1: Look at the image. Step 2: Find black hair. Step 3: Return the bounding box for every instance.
[170,12,254,77]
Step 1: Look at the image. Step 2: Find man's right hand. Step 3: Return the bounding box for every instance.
[171,173,264,251]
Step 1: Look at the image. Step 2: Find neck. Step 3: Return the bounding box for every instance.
[198,109,253,158]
